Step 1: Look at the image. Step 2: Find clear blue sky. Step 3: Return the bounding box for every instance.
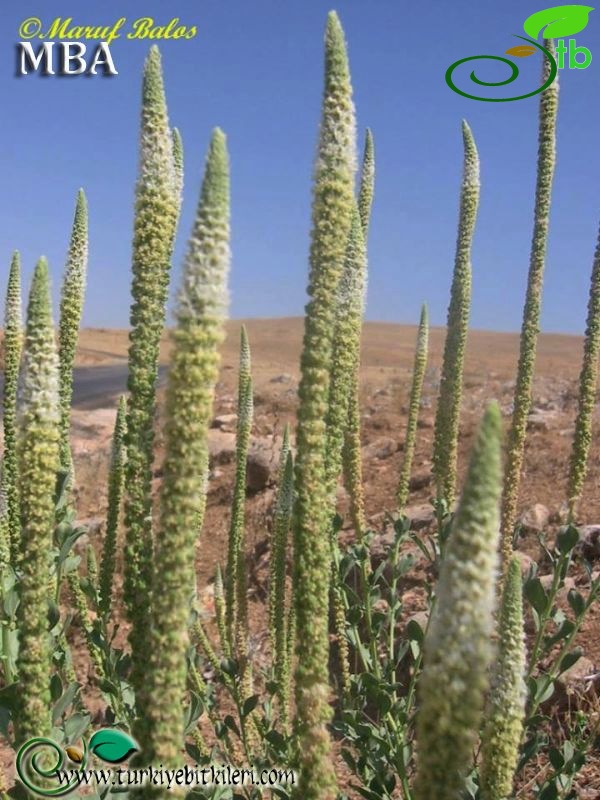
[1,0,599,333]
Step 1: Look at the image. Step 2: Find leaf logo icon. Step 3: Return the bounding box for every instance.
[65,746,84,763]
[88,729,139,764]
[505,45,537,57]
[523,4,594,39]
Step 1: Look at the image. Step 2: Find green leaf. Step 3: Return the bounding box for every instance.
[558,648,582,674]
[525,577,548,614]
[567,589,585,616]
[52,682,80,724]
[88,728,139,763]
[64,711,91,745]
[557,525,580,554]
[223,715,241,738]
[406,618,425,643]
[183,692,204,735]
[523,5,594,39]
[242,695,259,717]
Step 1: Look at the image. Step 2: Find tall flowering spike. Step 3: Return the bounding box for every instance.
[225,326,253,647]
[99,395,127,616]
[144,129,230,765]
[57,189,88,472]
[343,388,366,537]
[15,258,60,743]
[270,437,294,723]
[0,465,10,576]
[397,304,429,511]
[500,51,558,569]
[342,129,375,537]
[567,223,600,519]
[195,445,210,537]
[414,403,502,800]
[2,251,22,563]
[269,427,292,649]
[357,128,375,239]
[432,120,480,507]
[294,12,356,799]
[325,205,367,500]
[214,564,229,655]
[480,557,527,800]
[123,45,178,705]
[172,127,184,213]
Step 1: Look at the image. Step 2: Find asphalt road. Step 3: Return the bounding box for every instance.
[0,364,167,411]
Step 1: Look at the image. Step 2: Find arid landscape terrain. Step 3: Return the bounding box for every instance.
[69,318,600,650]
[3,317,600,796]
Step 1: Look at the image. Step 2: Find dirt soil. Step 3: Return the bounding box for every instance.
[5,319,600,796]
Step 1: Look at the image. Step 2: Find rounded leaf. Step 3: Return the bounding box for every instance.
[506,45,537,57]
[88,729,138,764]
[65,746,84,764]
[523,5,594,39]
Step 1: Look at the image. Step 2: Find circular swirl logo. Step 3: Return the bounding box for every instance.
[16,737,88,797]
[445,36,557,102]
[15,728,138,796]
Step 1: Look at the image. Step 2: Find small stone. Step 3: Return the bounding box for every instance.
[362,437,398,461]
[515,551,535,577]
[409,470,432,491]
[539,574,575,593]
[211,413,238,432]
[527,411,557,433]
[557,656,595,693]
[270,373,293,384]
[519,503,550,534]
[417,416,434,429]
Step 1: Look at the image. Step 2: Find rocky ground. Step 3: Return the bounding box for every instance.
[5,318,600,795]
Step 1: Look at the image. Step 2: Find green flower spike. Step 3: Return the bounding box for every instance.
[293,11,356,799]
[500,50,558,571]
[123,45,179,710]
[567,222,600,519]
[480,557,527,800]
[144,128,230,766]
[15,258,60,743]
[432,120,480,508]
[2,252,22,563]
[99,396,127,616]
[225,327,253,649]
[325,204,367,501]
[398,304,429,512]
[343,129,374,539]
[269,431,294,725]
[414,403,503,800]
[57,189,88,474]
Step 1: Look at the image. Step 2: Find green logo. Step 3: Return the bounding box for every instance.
[16,728,138,796]
[446,4,594,101]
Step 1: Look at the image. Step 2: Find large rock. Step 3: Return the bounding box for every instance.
[207,429,237,465]
[515,551,535,577]
[578,525,600,560]
[519,503,550,535]
[405,502,436,531]
[556,656,595,706]
[247,435,286,492]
